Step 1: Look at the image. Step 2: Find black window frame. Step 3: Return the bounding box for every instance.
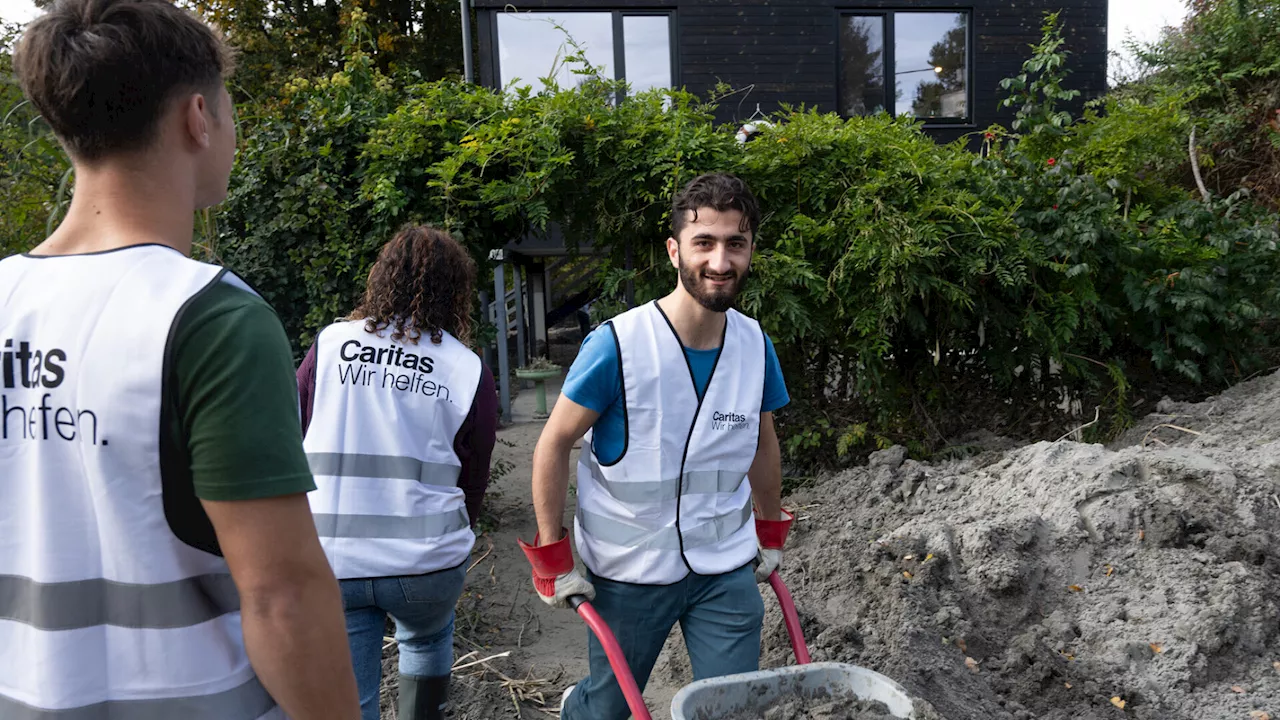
[488,9,679,100]
[836,8,974,127]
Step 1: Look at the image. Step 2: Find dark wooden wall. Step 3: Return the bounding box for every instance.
[475,0,1108,145]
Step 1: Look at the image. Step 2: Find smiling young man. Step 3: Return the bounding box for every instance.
[0,0,358,717]
[520,173,794,720]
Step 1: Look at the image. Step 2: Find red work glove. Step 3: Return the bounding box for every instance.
[754,508,794,583]
[518,529,595,609]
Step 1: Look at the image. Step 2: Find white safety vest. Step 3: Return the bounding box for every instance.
[304,320,482,580]
[574,302,766,584]
[0,245,281,719]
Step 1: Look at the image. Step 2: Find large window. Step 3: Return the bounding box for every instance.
[495,11,674,95]
[839,10,970,123]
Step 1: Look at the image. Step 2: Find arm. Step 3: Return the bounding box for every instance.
[173,289,358,718]
[458,364,499,526]
[750,412,792,583]
[532,395,600,544]
[754,333,790,522]
[750,411,783,521]
[203,496,360,720]
[296,343,317,435]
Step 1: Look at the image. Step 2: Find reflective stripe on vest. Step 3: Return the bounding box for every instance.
[573,303,767,584]
[0,573,238,630]
[582,458,747,504]
[304,320,482,579]
[577,502,753,552]
[0,247,276,716]
[0,676,276,720]
[307,452,462,486]
[312,508,470,539]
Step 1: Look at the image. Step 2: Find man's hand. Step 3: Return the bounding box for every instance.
[203,494,360,720]
[519,529,596,609]
[754,508,794,583]
[754,548,783,583]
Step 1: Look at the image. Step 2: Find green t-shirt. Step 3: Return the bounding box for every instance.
[159,279,315,552]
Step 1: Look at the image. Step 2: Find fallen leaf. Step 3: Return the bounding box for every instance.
[1248,711,1269,720]
[1066,654,1076,661]
[1068,585,1085,592]
[903,554,916,561]
[1106,565,1115,577]
[903,571,913,580]
[1064,683,1073,689]
[1150,643,1164,654]
[964,657,979,673]
[956,638,968,653]
[925,553,935,561]
[1232,685,1245,694]
[1273,661,1280,674]
[1110,697,1126,709]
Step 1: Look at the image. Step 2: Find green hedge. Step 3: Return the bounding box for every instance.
[210,13,1280,464]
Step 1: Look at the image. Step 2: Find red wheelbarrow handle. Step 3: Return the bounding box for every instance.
[569,596,654,720]
[768,570,812,665]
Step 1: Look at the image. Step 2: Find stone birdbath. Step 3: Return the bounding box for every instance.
[515,359,562,419]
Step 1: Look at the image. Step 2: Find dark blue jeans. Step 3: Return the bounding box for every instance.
[561,563,765,720]
[340,562,467,720]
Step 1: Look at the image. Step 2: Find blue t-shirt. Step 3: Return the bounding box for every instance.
[562,323,790,465]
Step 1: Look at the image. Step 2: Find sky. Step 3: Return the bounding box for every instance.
[2,0,1190,82]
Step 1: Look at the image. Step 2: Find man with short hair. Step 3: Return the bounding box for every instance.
[0,0,360,717]
[521,173,794,720]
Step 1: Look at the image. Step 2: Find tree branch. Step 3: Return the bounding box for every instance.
[1189,126,1211,204]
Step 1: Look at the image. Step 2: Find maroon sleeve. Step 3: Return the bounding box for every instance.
[457,361,499,527]
[296,342,318,435]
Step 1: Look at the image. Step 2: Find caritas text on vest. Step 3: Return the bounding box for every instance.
[710,411,750,431]
[337,339,453,400]
[2,339,104,446]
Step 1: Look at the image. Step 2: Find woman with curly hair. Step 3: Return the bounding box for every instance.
[296,225,498,720]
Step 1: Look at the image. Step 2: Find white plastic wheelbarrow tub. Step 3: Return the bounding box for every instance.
[669,661,918,720]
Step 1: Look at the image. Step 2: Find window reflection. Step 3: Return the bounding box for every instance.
[838,11,969,122]
[896,12,967,119]
[623,15,672,94]
[839,15,886,116]
[496,12,613,91]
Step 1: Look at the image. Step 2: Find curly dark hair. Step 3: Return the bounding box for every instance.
[350,225,477,346]
[671,173,762,240]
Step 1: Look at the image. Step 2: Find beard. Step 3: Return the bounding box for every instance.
[678,254,749,313]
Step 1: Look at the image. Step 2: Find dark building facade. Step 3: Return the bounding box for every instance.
[473,0,1108,144]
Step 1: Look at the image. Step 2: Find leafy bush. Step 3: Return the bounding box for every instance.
[1104,0,1280,207]
[0,22,71,256]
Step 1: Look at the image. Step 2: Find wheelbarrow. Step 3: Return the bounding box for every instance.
[570,571,920,720]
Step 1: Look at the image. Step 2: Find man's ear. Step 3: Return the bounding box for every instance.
[666,236,680,268]
[182,94,211,150]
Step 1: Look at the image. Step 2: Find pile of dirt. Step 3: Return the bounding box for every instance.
[662,373,1280,719]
